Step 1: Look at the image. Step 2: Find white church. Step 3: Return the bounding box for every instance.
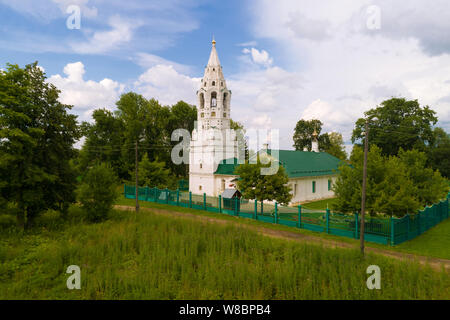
[189,40,342,204]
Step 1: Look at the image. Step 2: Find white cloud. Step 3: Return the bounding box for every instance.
[243,0,450,145]
[242,48,273,67]
[48,62,125,121]
[134,64,200,106]
[70,15,139,54]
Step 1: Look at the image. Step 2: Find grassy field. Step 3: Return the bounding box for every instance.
[117,197,450,260]
[1,205,448,299]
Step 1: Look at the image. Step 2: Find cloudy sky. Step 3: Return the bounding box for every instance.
[1,0,449,151]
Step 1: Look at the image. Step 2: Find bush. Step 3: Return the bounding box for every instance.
[78,163,119,222]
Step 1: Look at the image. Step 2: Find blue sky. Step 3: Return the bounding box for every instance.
[1,0,450,152]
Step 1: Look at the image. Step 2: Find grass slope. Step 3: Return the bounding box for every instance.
[117,198,450,260]
[0,207,448,299]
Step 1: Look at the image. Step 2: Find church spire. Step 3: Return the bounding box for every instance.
[207,37,221,67]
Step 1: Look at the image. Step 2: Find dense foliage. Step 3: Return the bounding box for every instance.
[352,98,437,156]
[77,163,118,222]
[235,157,292,205]
[332,145,448,216]
[293,119,347,159]
[0,62,80,228]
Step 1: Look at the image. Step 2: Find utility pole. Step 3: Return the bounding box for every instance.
[360,119,369,255]
[135,140,139,212]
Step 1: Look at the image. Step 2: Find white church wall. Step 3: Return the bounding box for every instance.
[288,175,337,203]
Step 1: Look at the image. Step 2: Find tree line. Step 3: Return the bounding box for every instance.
[1,63,449,228]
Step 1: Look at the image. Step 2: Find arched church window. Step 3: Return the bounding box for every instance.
[201,113,204,118]
[223,113,226,117]
[211,112,216,117]
[221,179,225,191]
[223,92,227,107]
[199,93,204,109]
[211,92,217,107]
[212,81,216,86]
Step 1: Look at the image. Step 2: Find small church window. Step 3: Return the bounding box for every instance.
[294,184,297,195]
[328,179,331,191]
[204,82,206,87]
[199,185,202,191]
[223,113,226,117]
[199,93,204,109]
[201,113,204,118]
[211,112,216,117]
[221,82,223,86]
[211,92,217,107]
[212,81,216,86]
[312,181,316,193]
[200,163,202,169]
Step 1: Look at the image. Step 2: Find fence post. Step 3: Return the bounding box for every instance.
[406,214,410,240]
[261,200,263,215]
[417,210,421,235]
[124,184,126,197]
[189,191,192,208]
[390,216,395,246]
[298,205,302,229]
[219,195,222,213]
[274,202,278,224]
[234,197,238,216]
[203,193,206,210]
[146,186,149,201]
[176,189,180,206]
[326,208,330,234]
[166,188,169,204]
[354,212,359,239]
[254,198,257,220]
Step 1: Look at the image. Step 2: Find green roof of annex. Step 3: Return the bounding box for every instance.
[214,149,344,178]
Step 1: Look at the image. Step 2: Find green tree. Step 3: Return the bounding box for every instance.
[130,154,175,189]
[293,119,331,151]
[428,127,450,178]
[332,145,448,217]
[166,100,197,177]
[324,132,347,160]
[78,109,126,179]
[352,98,437,156]
[397,148,448,206]
[235,157,292,205]
[230,119,248,161]
[77,163,118,222]
[0,62,80,228]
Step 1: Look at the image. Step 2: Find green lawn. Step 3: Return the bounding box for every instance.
[301,198,338,211]
[0,206,448,299]
[391,218,450,260]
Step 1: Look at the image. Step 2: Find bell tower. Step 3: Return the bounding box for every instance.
[189,39,238,196]
[197,38,231,131]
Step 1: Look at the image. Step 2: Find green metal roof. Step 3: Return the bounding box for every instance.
[214,158,240,175]
[214,150,342,178]
[265,149,342,178]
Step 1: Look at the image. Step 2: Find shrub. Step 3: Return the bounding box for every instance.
[78,163,118,222]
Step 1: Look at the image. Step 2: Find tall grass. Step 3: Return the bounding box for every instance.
[0,208,448,299]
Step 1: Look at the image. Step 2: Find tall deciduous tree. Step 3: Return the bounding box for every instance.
[0,62,80,228]
[332,145,448,217]
[351,98,437,156]
[78,109,126,179]
[428,127,450,178]
[293,119,330,152]
[324,132,347,160]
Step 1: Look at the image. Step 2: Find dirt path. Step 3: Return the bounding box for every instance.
[114,205,450,272]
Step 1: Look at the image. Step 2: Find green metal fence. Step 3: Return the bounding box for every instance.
[124,185,450,246]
